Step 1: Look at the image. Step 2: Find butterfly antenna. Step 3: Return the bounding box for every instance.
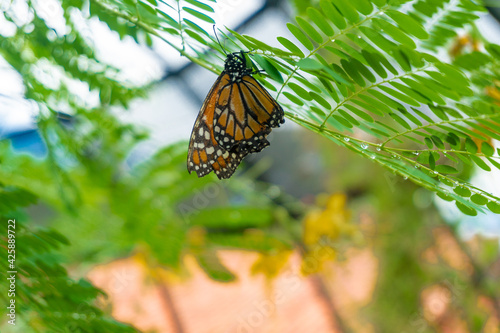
[213,25,227,55]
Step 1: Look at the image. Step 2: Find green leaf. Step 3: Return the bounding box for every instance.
[283,92,304,106]
[310,91,332,109]
[196,251,236,282]
[358,95,391,114]
[435,165,458,174]
[367,90,404,111]
[185,28,208,45]
[470,194,488,205]
[465,138,478,154]
[287,23,314,51]
[350,0,373,15]
[288,82,312,100]
[359,26,397,53]
[183,18,209,37]
[373,18,417,49]
[378,86,420,107]
[334,40,367,65]
[333,114,354,128]
[252,55,283,83]
[389,82,430,104]
[351,58,376,83]
[429,151,436,169]
[362,50,387,78]
[338,109,360,126]
[389,113,411,130]
[487,201,500,214]
[470,155,491,171]
[371,0,386,6]
[455,201,477,216]
[401,78,446,105]
[185,0,214,12]
[307,7,334,36]
[331,0,359,23]
[487,157,500,170]
[182,7,215,24]
[385,10,429,39]
[296,75,322,93]
[431,135,445,149]
[481,142,494,156]
[296,17,323,43]
[341,59,365,86]
[345,104,374,122]
[277,37,304,57]
[319,0,346,29]
[297,58,323,70]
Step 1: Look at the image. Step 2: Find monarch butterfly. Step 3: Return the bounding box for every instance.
[187,44,285,179]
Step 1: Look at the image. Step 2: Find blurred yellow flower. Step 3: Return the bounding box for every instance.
[303,193,353,245]
[251,250,292,280]
[301,193,356,275]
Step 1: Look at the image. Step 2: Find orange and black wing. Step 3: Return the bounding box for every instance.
[212,75,284,154]
[187,73,248,179]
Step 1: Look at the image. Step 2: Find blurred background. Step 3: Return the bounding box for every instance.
[1,0,500,332]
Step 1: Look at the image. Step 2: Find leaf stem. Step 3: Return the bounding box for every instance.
[176,0,185,52]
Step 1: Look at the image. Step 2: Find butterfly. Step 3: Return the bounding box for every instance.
[187,49,285,179]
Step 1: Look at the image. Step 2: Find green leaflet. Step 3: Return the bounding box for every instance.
[277,36,304,57]
[182,7,215,24]
[330,0,359,23]
[319,0,347,29]
[185,0,214,12]
[307,7,334,36]
[385,10,429,39]
[287,23,314,50]
[252,54,284,83]
[296,16,323,43]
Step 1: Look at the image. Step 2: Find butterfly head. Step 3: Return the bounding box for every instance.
[224,51,251,79]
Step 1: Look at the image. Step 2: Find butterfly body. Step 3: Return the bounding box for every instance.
[187,51,284,179]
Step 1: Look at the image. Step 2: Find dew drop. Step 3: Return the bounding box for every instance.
[361,144,368,150]
[413,151,420,156]
[370,154,376,159]
[376,147,381,151]
[343,137,350,142]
